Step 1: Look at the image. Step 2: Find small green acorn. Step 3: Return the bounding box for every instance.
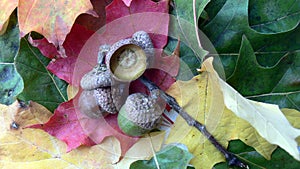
[118,91,165,136]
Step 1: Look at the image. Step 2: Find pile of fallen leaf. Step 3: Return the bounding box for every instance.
[1,0,300,168]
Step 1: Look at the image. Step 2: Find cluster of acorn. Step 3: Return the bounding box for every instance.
[79,31,166,136]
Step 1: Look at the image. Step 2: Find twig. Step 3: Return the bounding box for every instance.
[139,76,249,169]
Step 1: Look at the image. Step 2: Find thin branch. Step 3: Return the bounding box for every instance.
[139,76,249,169]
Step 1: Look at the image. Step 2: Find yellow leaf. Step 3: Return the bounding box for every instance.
[166,58,300,168]
[18,0,97,49]
[0,102,121,168]
[202,57,300,161]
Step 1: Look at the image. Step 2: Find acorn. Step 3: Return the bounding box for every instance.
[117,90,165,136]
[79,44,119,118]
[106,31,154,82]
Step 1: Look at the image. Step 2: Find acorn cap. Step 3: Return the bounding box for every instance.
[106,31,154,82]
[106,38,147,82]
[94,87,117,114]
[80,64,112,90]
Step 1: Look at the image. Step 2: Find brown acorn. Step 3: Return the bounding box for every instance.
[79,45,119,118]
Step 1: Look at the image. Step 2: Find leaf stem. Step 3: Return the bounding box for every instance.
[139,76,249,169]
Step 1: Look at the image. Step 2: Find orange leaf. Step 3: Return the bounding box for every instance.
[18,0,97,50]
[0,0,18,34]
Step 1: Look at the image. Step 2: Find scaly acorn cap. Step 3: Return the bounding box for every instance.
[106,31,154,82]
[80,64,112,90]
[118,91,165,136]
[94,87,117,114]
[79,44,118,117]
[80,44,112,90]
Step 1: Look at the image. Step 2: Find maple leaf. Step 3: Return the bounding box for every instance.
[30,99,96,151]
[165,58,300,168]
[75,0,112,31]
[18,0,97,53]
[28,24,95,84]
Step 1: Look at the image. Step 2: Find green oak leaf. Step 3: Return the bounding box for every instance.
[130,144,193,169]
[15,38,67,112]
[227,35,300,111]
[202,0,300,111]
[0,11,23,105]
[202,0,300,78]
[249,0,300,34]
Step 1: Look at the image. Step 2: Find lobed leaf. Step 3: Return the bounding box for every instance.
[165,58,300,168]
[18,0,97,53]
[228,35,300,111]
[202,0,300,111]
[30,99,96,151]
[202,57,300,161]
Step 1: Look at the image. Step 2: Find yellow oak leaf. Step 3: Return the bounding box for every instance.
[202,57,300,161]
[0,0,17,34]
[0,101,121,168]
[165,58,300,168]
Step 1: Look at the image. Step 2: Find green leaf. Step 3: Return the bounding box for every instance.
[15,38,67,112]
[249,0,300,34]
[202,0,300,76]
[214,140,300,169]
[169,0,209,62]
[0,11,23,105]
[202,0,251,53]
[227,35,300,111]
[202,0,300,110]
[130,144,193,169]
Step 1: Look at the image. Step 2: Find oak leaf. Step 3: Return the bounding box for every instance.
[165,58,300,168]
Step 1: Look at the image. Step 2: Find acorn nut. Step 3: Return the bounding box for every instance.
[79,44,118,118]
[117,90,165,136]
[106,31,154,82]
